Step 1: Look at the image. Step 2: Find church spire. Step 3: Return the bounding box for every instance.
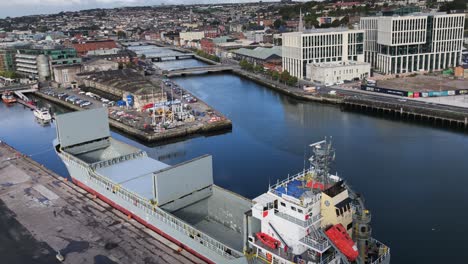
[298,8,304,32]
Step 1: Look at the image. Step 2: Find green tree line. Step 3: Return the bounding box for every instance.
[239,59,298,86]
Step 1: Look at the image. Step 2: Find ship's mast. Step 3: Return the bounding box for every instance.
[309,138,335,186]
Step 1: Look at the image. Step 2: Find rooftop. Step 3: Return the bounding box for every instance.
[79,69,161,95]
[284,28,363,36]
[308,61,370,68]
[233,46,282,60]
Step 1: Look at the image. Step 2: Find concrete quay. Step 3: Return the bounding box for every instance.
[33,92,232,144]
[0,142,205,264]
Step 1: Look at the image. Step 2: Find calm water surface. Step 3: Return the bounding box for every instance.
[1,70,467,264]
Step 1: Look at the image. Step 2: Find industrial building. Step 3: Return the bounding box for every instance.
[233,46,282,68]
[282,28,365,79]
[77,69,166,109]
[306,61,370,84]
[360,12,465,75]
[72,39,118,57]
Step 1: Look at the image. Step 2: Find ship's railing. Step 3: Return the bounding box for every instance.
[80,163,242,260]
[369,238,390,264]
[270,169,314,190]
[319,252,338,264]
[90,150,147,170]
[299,233,330,253]
[274,210,321,228]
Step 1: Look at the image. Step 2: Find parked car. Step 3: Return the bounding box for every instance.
[80,101,92,107]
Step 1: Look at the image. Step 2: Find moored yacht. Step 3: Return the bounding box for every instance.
[33,108,52,122]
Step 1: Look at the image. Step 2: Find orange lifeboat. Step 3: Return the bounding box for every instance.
[256,232,280,249]
[325,224,359,262]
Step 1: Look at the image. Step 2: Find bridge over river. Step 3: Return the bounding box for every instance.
[164,65,237,77]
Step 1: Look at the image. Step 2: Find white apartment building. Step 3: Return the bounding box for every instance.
[282,28,365,79]
[179,31,205,46]
[360,12,465,75]
[306,61,370,84]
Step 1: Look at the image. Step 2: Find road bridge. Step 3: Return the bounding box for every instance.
[165,65,236,77]
[0,84,38,93]
[148,53,195,62]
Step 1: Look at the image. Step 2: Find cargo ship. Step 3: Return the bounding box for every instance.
[54,108,390,264]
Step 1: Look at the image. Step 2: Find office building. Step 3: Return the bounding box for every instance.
[282,28,365,79]
[360,12,465,75]
[15,46,81,81]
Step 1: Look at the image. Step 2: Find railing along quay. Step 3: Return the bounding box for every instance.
[342,97,468,130]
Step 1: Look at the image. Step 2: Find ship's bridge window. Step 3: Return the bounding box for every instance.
[291,206,297,211]
[336,208,341,216]
[298,209,303,213]
[280,202,286,207]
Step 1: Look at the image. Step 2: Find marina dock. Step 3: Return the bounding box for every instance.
[0,141,205,264]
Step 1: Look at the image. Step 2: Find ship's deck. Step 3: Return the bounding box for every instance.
[274,179,309,199]
[96,157,169,199]
[172,186,251,252]
[74,139,140,164]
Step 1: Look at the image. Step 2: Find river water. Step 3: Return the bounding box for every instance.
[1,54,467,263]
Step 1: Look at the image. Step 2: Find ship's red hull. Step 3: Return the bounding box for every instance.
[2,98,16,104]
[71,176,213,264]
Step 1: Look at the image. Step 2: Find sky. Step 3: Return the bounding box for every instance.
[0,0,282,19]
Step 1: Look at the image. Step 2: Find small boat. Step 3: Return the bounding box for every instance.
[1,91,16,104]
[325,224,359,262]
[256,232,280,249]
[34,108,52,122]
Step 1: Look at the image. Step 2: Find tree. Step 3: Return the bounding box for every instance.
[287,76,298,86]
[117,31,127,39]
[273,19,283,29]
[254,64,264,73]
[140,54,146,60]
[0,71,17,79]
[280,70,291,83]
[271,71,279,81]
